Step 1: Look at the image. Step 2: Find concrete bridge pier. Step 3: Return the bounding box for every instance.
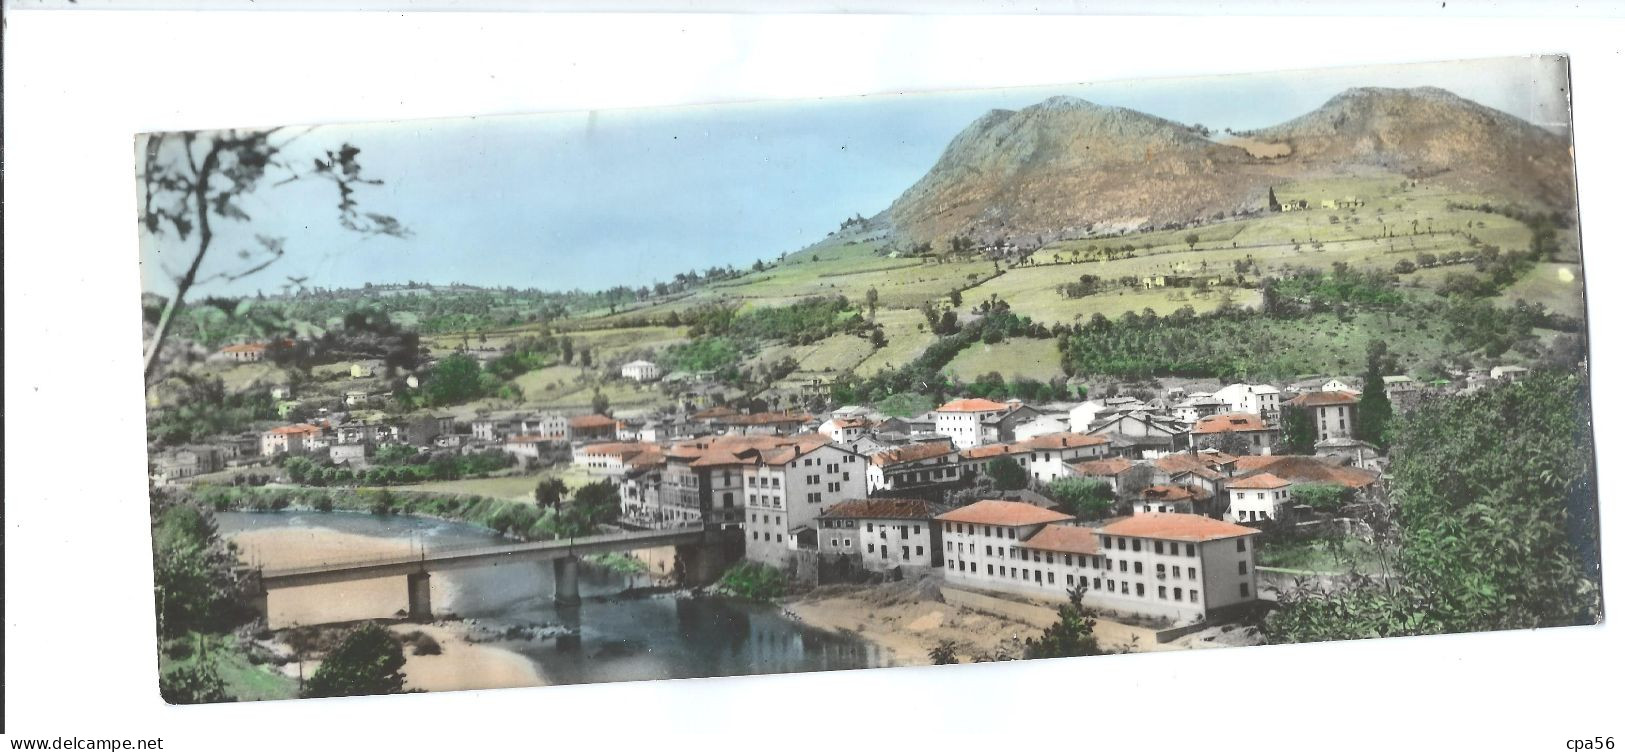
[407,572,433,622]
[553,556,581,606]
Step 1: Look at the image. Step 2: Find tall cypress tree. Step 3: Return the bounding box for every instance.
[1356,341,1394,449]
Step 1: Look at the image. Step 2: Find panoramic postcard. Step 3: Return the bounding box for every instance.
[140,56,1600,703]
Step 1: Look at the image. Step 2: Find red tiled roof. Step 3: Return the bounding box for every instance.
[936,500,1073,526]
[1067,457,1135,476]
[579,441,661,459]
[829,417,869,429]
[1227,472,1291,490]
[1288,390,1359,407]
[506,433,563,444]
[691,406,739,420]
[669,433,833,468]
[1017,432,1108,450]
[267,423,322,436]
[568,414,618,429]
[935,398,1013,413]
[221,343,268,353]
[871,442,957,467]
[1192,412,1271,434]
[723,411,814,426]
[961,443,1031,460]
[1140,484,1198,501]
[1018,525,1099,555]
[820,498,940,520]
[1232,456,1379,489]
[1098,513,1259,542]
[1155,451,1236,480]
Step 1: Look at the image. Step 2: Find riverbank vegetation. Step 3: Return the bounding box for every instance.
[152,490,298,703]
[716,562,787,600]
[181,478,622,541]
[281,447,514,487]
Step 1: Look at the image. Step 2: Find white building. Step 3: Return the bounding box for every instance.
[1320,379,1355,393]
[816,498,945,574]
[573,441,663,477]
[1490,365,1530,382]
[1019,432,1111,482]
[1286,391,1359,442]
[933,398,1019,449]
[1212,383,1282,417]
[866,441,961,493]
[741,440,870,567]
[1225,472,1293,522]
[1012,415,1070,442]
[818,416,871,444]
[620,360,663,382]
[260,424,324,456]
[939,501,1260,623]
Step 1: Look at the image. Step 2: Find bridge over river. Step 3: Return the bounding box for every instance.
[249,524,743,623]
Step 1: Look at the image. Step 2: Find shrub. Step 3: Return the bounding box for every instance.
[716,562,786,600]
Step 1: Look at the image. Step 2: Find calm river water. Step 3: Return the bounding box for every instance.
[218,511,889,685]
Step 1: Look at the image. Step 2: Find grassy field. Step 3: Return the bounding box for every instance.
[161,634,297,702]
[1498,262,1587,319]
[955,269,1263,326]
[945,337,1065,382]
[854,308,937,376]
[391,464,596,501]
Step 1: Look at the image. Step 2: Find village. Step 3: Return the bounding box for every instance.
[149,336,1541,646]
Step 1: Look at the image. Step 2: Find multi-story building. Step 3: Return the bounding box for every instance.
[932,398,1020,449]
[1212,383,1283,419]
[658,434,867,543]
[1192,412,1279,455]
[1225,472,1293,522]
[866,441,961,493]
[1020,433,1110,482]
[1285,391,1359,442]
[620,359,663,382]
[260,424,324,456]
[815,498,947,574]
[939,501,1260,623]
[574,441,664,477]
[739,439,870,567]
[566,414,619,443]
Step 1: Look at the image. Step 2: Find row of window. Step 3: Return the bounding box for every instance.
[946,562,1238,602]
[945,541,1208,580]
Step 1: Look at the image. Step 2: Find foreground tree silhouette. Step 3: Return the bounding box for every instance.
[303,623,409,698]
[139,130,410,382]
[1024,585,1104,659]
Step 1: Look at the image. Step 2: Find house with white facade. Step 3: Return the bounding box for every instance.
[1134,484,1204,515]
[1225,472,1293,522]
[818,416,872,444]
[866,441,961,493]
[220,342,268,363]
[260,423,324,456]
[1171,395,1228,424]
[1490,365,1530,382]
[620,359,663,382]
[1012,414,1070,442]
[1285,391,1359,442]
[573,441,663,477]
[1019,432,1111,482]
[932,398,1020,449]
[1192,412,1278,455]
[816,498,947,575]
[1213,383,1282,417]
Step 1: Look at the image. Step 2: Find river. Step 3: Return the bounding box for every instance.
[218,511,890,687]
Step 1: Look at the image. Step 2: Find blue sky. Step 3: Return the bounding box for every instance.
[138,56,1569,298]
